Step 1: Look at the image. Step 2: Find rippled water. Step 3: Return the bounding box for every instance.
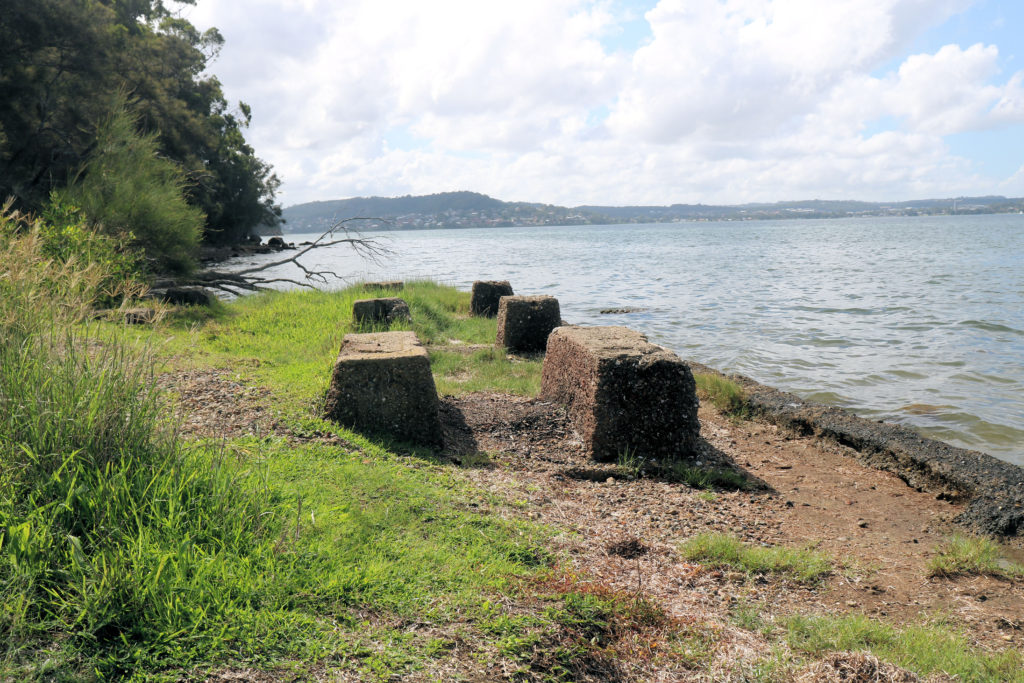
[229,214,1024,466]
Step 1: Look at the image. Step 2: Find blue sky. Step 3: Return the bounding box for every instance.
[180,0,1024,206]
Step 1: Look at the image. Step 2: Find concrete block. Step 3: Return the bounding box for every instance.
[324,331,443,446]
[471,280,513,316]
[541,326,700,462]
[496,295,561,353]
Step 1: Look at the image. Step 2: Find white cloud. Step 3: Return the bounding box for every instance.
[175,0,1024,206]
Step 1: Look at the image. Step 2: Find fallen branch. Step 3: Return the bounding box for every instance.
[156,217,392,297]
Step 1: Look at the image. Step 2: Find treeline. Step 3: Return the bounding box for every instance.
[0,0,280,274]
[284,191,509,225]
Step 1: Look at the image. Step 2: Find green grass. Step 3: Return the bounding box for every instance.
[694,372,749,419]
[927,534,1024,579]
[155,280,537,408]
[784,614,1024,683]
[431,347,543,396]
[1,229,560,680]
[679,533,833,583]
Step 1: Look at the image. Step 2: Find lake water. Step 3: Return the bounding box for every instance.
[229,214,1024,467]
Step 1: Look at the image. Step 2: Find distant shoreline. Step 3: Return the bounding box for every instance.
[280,190,1024,234]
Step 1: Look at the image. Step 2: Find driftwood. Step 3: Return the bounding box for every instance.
[162,218,391,297]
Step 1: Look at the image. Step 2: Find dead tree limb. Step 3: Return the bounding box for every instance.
[155,217,393,297]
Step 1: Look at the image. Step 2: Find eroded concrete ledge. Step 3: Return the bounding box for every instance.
[688,361,1024,537]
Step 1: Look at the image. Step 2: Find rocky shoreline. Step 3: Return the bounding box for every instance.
[688,361,1024,538]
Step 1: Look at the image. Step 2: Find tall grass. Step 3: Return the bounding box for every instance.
[0,216,287,675]
[1,232,554,677]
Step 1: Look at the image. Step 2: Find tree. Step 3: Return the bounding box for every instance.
[0,0,281,253]
[54,96,204,275]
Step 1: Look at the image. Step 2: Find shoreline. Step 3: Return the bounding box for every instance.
[182,253,1024,537]
[145,282,1023,678]
[688,361,1024,537]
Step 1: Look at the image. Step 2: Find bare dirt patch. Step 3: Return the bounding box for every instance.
[157,368,280,439]
[440,392,1024,654]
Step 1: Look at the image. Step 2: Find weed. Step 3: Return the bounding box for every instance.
[928,534,1024,579]
[730,600,775,637]
[784,613,1024,682]
[680,533,832,583]
[615,447,644,479]
[661,462,751,490]
[694,372,750,419]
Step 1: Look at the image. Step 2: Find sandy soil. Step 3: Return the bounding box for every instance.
[441,391,1024,649]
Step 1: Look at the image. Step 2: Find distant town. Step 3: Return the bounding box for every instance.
[277,191,1024,234]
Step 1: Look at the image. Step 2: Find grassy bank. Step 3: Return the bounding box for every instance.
[3,257,1021,680]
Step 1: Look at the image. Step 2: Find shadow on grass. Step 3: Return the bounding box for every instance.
[566,436,773,493]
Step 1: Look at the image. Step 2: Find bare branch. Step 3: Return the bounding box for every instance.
[155,216,393,299]
[233,217,392,277]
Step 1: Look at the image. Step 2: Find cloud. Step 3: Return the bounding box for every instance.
[175,0,1024,206]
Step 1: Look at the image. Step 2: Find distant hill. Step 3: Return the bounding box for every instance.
[281,192,1024,233]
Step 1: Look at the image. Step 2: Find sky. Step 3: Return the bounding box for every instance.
[174,0,1024,208]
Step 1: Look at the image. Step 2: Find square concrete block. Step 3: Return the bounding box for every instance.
[541,326,700,462]
[496,295,561,353]
[352,297,412,326]
[471,280,513,316]
[324,331,443,447]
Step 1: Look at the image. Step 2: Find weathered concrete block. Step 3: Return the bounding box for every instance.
[496,295,561,353]
[363,280,404,291]
[352,297,412,326]
[324,331,443,447]
[541,326,700,462]
[471,280,513,316]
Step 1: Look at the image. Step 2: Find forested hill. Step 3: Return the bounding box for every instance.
[283,192,1024,233]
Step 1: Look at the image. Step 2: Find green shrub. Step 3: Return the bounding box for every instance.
[54,95,204,275]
